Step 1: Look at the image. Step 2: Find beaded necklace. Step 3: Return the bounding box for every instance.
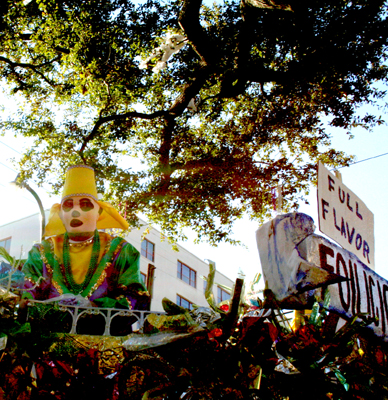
[68,237,94,248]
[62,229,100,294]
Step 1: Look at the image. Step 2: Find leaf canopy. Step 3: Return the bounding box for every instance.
[0,0,387,244]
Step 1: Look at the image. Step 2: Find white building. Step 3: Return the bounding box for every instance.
[0,211,234,312]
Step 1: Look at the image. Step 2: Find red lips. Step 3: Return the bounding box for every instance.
[70,219,83,228]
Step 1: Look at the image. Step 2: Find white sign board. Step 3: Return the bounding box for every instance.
[317,161,374,268]
[256,213,387,341]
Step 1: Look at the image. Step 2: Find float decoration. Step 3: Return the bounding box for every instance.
[257,212,388,341]
[256,212,348,309]
[1,253,388,399]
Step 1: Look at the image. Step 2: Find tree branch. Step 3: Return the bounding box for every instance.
[222,5,259,97]
[159,67,213,192]
[169,67,212,116]
[178,0,217,66]
[218,4,288,98]
[171,156,273,172]
[0,55,61,87]
[78,110,166,157]
[157,117,175,194]
[17,33,70,54]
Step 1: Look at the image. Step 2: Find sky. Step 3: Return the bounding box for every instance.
[1,93,388,286]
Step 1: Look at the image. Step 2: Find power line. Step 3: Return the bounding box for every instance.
[335,151,388,169]
[0,161,17,173]
[0,182,36,204]
[0,140,21,155]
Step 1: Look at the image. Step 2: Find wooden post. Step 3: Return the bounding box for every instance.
[335,170,342,181]
[277,184,283,214]
[146,263,156,302]
[224,277,244,338]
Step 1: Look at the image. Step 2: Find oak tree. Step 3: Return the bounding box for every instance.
[0,0,387,243]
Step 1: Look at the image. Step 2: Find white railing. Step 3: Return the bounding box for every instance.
[26,302,165,336]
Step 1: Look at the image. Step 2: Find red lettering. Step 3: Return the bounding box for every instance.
[336,253,350,312]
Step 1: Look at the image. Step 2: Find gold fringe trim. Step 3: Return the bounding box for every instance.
[39,240,63,296]
[87,266,109,298]
[86,237,113,298]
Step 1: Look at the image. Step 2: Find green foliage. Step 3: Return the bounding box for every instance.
[0,0,387,244]
[0,246,26,292]
[0,246,17,266]
[204,260,218,310]
[1,280,388,399]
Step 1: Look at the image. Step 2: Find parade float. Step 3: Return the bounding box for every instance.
[1,162,388,400]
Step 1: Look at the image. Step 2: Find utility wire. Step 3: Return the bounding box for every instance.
[0,140,21,154]
[0,160,17,173]
[0,182,35,204]
[0,161,51,199]
[336,152,388,169]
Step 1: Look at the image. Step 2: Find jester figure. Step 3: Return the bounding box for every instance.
[21,165,150,311]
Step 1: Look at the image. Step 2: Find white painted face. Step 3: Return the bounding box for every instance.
[59,196,100,234]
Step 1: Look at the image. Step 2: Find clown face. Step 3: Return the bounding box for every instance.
[59,196,101,235]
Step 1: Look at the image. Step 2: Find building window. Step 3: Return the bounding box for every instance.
[141,239,155,262]
[177,261,196,288]
[177,294,194,310]
[0,237,11,253]
[141,272,147,285]
[217,286,230,304]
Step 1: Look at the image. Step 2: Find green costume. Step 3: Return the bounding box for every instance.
[22,231,150,310]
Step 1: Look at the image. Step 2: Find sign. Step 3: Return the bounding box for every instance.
[306,236,388,338]
[256,213,388,341]
[317,161,375,268]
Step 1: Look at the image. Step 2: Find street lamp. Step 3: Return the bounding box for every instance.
[9,174,46,241]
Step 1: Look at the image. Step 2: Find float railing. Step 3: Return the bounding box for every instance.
[26,301,165,336]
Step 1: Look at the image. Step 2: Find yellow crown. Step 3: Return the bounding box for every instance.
[62,165,98,201]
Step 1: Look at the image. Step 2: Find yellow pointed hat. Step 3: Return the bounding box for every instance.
[45,165,129,237]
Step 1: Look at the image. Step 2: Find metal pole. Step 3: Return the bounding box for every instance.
[23,182,46,241]
[10,174,46,241]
